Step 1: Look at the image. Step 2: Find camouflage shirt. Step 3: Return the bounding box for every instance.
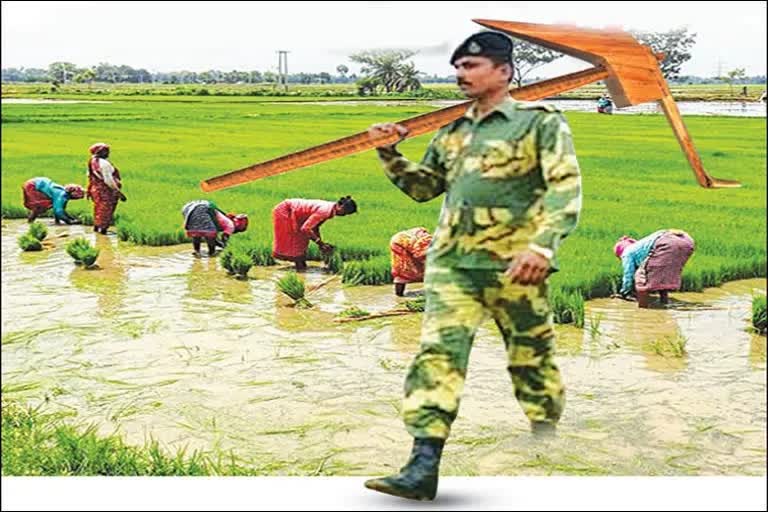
[377,98,582,271]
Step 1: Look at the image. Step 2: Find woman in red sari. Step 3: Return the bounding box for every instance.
[272,196,357,270]
[87,143,125,234]
[390,227,433,296]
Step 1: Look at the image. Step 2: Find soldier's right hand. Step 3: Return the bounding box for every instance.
[368,123,409,148]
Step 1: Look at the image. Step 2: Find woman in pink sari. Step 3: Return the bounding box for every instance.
[272,196,357,270]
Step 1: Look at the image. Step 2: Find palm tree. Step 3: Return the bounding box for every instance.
[350,50,416,93]
[393,63,421,92]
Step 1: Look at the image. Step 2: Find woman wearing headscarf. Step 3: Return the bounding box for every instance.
[22,177,84,224]
[182,199,249,256]
[272,196,357,270]
[614,229,695,307]
[390,227,433,296]
[87,142,125,234]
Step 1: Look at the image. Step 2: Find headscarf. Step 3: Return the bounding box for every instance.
[64,184,85,199]
[613,236,637,258]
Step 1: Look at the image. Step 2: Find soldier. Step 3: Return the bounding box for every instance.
[365,31,582,500]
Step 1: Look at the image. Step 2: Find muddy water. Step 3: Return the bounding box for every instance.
[2,220,765,475]
[259,99,767,118]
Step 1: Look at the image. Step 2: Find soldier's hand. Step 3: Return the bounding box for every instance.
[368,123,409,149]
[506,251,550,286]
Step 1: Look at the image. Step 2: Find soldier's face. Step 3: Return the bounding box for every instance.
[454,56,511,98]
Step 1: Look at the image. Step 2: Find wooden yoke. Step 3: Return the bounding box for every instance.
[201,19,739,192]
[474,19,739,188]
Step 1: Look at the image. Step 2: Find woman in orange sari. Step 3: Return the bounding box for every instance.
[87,143,125,234]
[390,227,432,296]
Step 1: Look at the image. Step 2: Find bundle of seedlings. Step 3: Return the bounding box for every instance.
[65,237,100,267]
[220,246,253,279]
[404,295,426,312]
[323,250,343,274]
[28,221,48,241]
[17,233,42,252]
[337,305,370,319]
[753,294,767,335]
[277,271,313,309]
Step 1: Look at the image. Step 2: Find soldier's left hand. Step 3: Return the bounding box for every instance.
[506,251,550,286]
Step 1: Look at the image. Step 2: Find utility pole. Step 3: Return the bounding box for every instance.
[277,50,290,91]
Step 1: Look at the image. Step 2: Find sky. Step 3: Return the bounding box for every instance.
[2,1,766,78]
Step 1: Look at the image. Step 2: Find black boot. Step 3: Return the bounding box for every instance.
[364,437,445,501]
[531,420,557,437]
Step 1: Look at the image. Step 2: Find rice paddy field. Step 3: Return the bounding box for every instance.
[3,82,766,102]
[1,95,766,477]
[2,98,765,310]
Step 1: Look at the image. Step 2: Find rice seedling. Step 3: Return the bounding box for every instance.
[27,221,47,241]
[17,233,42,251]
[323,251,343,274]
[277,271,313,308]
[645,331,688,358]
[65,237,99,267]
[551,289,585,328]
[588,313,604,341]
[752,294,766,335]
[341,256,393,286]
[1,97,763,327]
[1,399,259,476]
[404,295,426,312]
[220,246,253,279]
[337,305,370,318]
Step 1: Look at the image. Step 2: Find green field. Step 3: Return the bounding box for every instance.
[3,82,765,102]
[1,98,765,322]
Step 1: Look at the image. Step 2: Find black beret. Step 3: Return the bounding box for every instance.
[450,31,514,65]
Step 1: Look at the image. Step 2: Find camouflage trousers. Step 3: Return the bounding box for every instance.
[403,262,565,439]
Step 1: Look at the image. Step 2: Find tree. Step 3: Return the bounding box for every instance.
[318,72,332,84]
[95,62,119,83]
[74,68,96,86]
[2,67,24,82]
[720,68,747,95]
[48,62,77,83]
[336,64,349,81]
[392,62,421,92]
[630,27,697,80]
[509,40,563,88]
[350,49,417,93]
[249,70,262,84]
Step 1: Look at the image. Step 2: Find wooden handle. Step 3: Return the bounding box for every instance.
[201,66,609,191]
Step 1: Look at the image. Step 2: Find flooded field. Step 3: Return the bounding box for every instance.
[4,97,766,117]
[2,220,765,475]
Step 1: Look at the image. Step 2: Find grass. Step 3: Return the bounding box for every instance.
[1,98,764,325]
[1,399,259,476]
[65,237,99,267]
[753,295,767,335]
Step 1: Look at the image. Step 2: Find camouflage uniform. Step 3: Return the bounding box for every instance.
[377,98,582,439]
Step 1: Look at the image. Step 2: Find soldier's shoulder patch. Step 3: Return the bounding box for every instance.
[515,101,561,114]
